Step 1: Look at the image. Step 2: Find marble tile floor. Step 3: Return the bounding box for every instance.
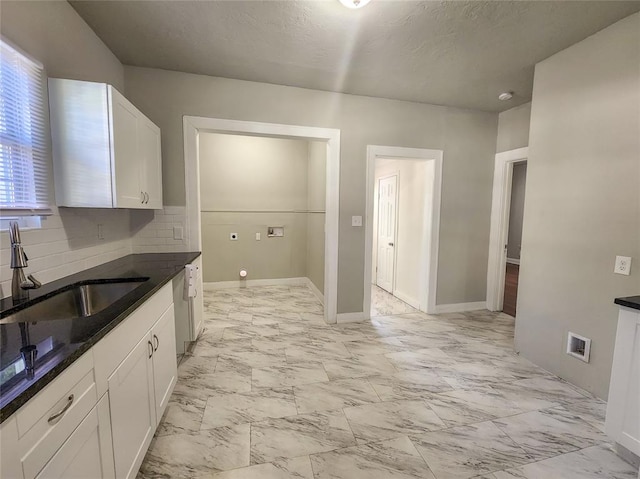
[137,284,636,479]
[371,284,418,317]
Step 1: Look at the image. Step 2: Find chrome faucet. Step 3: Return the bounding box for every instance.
[9,222,41,303]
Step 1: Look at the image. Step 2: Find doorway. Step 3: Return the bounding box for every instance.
[183,117,340,323]
[364,145,443,318]
[502,162,527,316]
[376,174,398,294]
[487,147,529,313]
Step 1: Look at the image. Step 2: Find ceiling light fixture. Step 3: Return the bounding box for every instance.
[339,0,371,9]
[498,91,514,101]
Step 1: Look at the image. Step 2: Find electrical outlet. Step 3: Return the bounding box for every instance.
[614,256,632,275]
[351,215,363,227]
[173,226,183,240]
[230,233,238,241]
[256,232,261,241]
[97,224,104,240]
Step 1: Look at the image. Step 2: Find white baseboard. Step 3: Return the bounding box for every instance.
[392,290,421,310]
[336,312,366,323]
[434,301,487,313]
[506,258,521,265]
[305,279,325,304]
[204,277,308,290]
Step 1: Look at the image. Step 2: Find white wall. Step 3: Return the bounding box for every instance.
[124,66,498,313]
[372,158,434,308]
[0,1,133,297]
[507,162,527,261]
[516,13,640,399]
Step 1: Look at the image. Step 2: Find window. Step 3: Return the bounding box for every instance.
[0,38,51,223]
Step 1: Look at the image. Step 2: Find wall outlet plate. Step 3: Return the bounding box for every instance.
[351,215,363,227]
[614,255,632,275]
[230,232,238,240]
[256,232,261,241]
[173,226,183,240]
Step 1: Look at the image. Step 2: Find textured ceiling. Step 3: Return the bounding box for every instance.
[70,1,640,112]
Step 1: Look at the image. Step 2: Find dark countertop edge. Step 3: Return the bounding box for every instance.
[0,252,201,423]
[614,296,640,311]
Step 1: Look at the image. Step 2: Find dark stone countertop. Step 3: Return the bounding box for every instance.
[615,295,640,311]
[0,252,200,423]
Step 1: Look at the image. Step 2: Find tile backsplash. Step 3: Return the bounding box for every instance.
[130,206,188,253]
[1,206,189,299]
[0,207,132,298]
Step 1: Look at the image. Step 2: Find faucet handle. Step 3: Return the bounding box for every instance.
[27,274,41,288]
[21,274,41,290]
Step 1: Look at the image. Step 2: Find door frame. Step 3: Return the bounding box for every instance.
[374,172,400,293]
[364,145,443,317]
[486,146,529,311]
[183,116,341,324]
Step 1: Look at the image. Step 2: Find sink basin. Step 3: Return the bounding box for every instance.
[0,278,149,324]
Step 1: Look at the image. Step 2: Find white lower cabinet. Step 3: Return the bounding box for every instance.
[1,281,178,479]
[36,395,114,479]
[108,303,177,479]
[606,306,640,457]
[151,307,178,424]
[108,334,156,479]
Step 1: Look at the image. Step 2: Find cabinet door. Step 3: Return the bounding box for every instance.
[108,334,155,479]
[151,306,177,423]
[110,87,143,209]
[35,403,110,479]
[138,118,163,210]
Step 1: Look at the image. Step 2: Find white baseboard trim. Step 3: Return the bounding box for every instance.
[506,258,521,265]
[434,301,487,313]
[392,290,420,310]
[204,277,308,290]
[305,279,325,304]
[336,312,366,323]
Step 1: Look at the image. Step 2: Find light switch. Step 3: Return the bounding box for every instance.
[173,226,183,240]
[352,216,363,227]
[614,256,632,275]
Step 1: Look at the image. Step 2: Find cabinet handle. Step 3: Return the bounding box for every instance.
[148,340,154,358]
[153,334,159,351]
[141,191,145,204]
[145,192,149,204]
[48,394,74,425]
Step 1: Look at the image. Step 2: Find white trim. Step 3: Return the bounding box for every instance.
[392,289,421,310]
[487,147,529,311]
[204,277,308,290]
[364,145,443,318]
[337,312,366,323]
[506,258,521,265]
[305,279,325,304]
[184,116,340,323]
[434,302,487,314]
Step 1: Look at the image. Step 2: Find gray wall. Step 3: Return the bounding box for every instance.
[0,1,124,91]
[507,163,527,260]
[199,134,311,283]
[306,141,326,294]
[496,103,531,153]
[124,66,498,313]
[516,13,640,399]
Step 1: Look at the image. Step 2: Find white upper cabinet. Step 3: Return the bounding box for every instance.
[49,79,163,209]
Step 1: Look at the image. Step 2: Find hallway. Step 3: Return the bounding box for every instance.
[136,285,632,479]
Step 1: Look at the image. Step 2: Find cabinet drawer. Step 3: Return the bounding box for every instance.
[19,370,97,479]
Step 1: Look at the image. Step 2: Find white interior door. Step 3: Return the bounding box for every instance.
[376,175,397,293]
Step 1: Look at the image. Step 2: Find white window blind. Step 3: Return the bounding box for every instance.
[0,39,50,212]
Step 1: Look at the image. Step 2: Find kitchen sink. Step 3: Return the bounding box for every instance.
[0,278,149,324]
